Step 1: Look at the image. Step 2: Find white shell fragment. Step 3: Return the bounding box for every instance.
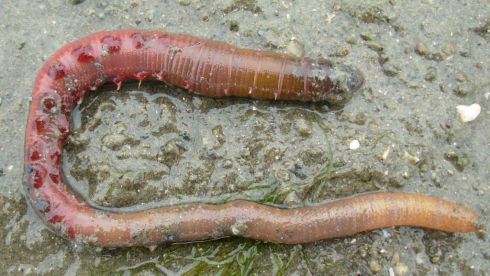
[349,140,360,150]
[456,103,481,122]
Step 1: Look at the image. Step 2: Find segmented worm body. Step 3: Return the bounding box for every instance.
[24,30,482,247]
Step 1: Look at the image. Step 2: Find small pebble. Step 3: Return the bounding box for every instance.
[369,260,381,273]
[240,148,250,158]
[445,118,453,128]
[292,114,312,136]
[284,191,304,208]
[455,83,476,97]
[415,252,427,264]
[286,40,305,58]
[346,32,358,45]
[102,133,130,150]
[349,140,360,150]
[381,146,391,161]
[230,20,239,32]
[416,42,428,55]
[404,151,420,165]
[392,252,400,263]
[201,136,212,150]
[276,169,290,181]
[456,103,481,122]
[424,67,437,82]
[222,159,233,169]
[394,263,408,276]
[325,12,336,23]
[145,11,154,22]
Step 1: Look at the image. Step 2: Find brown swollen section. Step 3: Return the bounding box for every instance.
[24,30,482,247]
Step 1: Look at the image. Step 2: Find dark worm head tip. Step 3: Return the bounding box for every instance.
[336,64,364,93]
[323,63,364,106]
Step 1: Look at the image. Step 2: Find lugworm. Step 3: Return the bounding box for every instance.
[24,30,482,247]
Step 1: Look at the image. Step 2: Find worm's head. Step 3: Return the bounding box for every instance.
[323,63,364,106]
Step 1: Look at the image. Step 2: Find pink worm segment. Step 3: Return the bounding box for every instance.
[24,30,482,247]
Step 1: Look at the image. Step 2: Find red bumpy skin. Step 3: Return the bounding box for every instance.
[24,30,482,247]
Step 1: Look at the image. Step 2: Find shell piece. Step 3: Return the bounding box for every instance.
[456,103,481,122]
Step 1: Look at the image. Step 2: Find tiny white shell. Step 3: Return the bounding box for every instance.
[456,103,481,122]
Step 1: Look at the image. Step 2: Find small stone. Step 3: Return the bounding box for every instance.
[456,155,470,170]
[454,70,468,82]
[230,20,239,32]
[381,146,391,161]
[404,151,420,165]
[444,149,470,172]
[369,260,381,273]
[349,140,360,150]
[392,252,400,263]
[222,159,233,169]
[455,83,476,97]
[416,42,428,55]
[286,40,305,58]
[456,103,481,122]
[284,191,304,208]
[212,126,225,143]
[383,62,400,77]
[424,67,437,82]
[346,32,358,45]
[445,119,453,128]
[354,112,367,125]
[325,12,336,23]
[276,169,290,181]
[394,263,408,276]
[145,12,154,22]
[415,253,427,264]
[102,133,130,150]
[165,140,181,156]
[201,135,213,150]
[240,148,250,158]
[292,114,312,136]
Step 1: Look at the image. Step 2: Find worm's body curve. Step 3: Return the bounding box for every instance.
[24,30,481,247]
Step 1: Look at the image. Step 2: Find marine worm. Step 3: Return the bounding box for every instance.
[24,30,482,247]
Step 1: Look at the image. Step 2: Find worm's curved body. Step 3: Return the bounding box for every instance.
[24,30,481,247]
